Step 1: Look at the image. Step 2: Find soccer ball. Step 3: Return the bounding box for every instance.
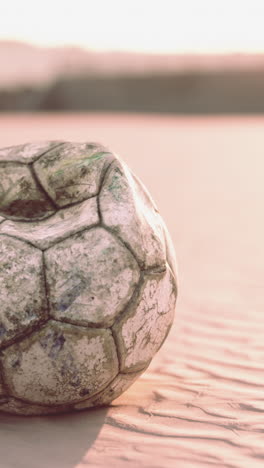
[0,141,177,415]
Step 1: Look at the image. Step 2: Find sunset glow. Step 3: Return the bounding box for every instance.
[1,0,264,53]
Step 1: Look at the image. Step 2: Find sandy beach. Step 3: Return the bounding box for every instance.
[0,113,264,467]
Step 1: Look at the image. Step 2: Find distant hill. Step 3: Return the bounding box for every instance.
[1,40,264,88]
[1,41,264,113]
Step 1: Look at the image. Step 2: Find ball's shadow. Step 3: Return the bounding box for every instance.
[0,406,108,468]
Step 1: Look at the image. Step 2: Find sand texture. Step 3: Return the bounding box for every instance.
[0,114,263,467]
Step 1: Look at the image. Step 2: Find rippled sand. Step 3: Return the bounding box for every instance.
[0,114,264,467]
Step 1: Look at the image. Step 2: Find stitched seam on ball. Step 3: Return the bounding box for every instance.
[29,164,58,210]
[0,142,66,165]
[0,317,50,352]
[97,158,117,224]
[42,252,51,319]
[30,142,66,164]
[0,232,40,250]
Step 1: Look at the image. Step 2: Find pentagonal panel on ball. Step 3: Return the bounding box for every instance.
[74,369,146,410]
[99,159,166,269]
[2,321,119,405]
[113,268,177,373]
[45,227,140,327]
[34,142,115,208]
[0,235,48,348]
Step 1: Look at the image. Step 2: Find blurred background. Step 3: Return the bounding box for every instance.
[2,4,264,467]
[1,0,264,113]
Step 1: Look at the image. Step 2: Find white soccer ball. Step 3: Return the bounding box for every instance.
[0,141,177,415]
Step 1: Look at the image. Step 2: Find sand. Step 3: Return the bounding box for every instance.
[0,114,264,467]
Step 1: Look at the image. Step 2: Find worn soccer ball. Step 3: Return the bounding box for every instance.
[0,141,177,415]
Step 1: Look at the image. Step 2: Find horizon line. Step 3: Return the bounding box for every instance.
[1,39,264,56]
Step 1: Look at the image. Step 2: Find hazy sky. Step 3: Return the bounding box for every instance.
[1,0,264,53]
